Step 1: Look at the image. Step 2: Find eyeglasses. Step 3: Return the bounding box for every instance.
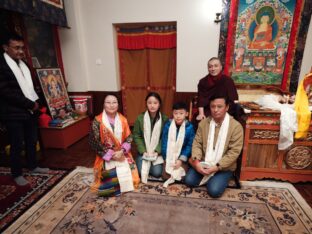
[9,46,25,51]
[104,102,118,105]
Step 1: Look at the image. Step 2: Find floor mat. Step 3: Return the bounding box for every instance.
[0,167,69,232]
[4,167,312,234]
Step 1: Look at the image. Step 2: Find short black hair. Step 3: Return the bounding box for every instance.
[209,94,230,106]
[207,57,222,66]
[172,102,188,111]
[1,31,24,46]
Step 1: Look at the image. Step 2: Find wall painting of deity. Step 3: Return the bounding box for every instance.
[224,0,304,90]
[37,68,73,119]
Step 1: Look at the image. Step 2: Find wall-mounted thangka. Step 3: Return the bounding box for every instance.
[230,0,297,86]
[224,0,307,90]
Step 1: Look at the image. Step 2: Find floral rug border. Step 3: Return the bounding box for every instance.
[4,167,312,234]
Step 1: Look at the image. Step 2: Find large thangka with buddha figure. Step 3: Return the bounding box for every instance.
[224,0,305,89]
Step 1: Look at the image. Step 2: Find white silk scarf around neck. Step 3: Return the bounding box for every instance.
[141,111,164,183]
[4,52,38,102]
[163,120,186,187]
[200,113,230,186]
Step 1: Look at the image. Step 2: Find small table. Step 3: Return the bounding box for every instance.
[39,116,90,149]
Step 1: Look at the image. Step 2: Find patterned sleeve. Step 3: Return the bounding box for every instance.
[89,119,106,156]
[123,119,133,144]
[121,117,133,153]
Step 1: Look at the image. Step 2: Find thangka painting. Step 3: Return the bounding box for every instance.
[37,68,73,119]
[229,0,299,86]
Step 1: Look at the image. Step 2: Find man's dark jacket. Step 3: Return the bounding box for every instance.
[0,54,37,120]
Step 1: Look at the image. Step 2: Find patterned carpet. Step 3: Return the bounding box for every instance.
[4,167,312,234]
[0,167,69,232]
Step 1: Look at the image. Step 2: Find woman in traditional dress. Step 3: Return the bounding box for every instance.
[89,94,140,196]
[133,92,168,183]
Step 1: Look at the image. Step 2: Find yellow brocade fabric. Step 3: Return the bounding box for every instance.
[294,76,311,139]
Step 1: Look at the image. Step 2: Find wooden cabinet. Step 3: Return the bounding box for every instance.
[241,111,312,182]
[39,117,90,149]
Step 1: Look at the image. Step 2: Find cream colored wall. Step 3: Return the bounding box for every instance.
[59,0,312,97]
[59,0,222,92]
[58,0,89,91]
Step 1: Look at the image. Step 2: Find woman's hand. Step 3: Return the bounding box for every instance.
[112,150,125,162]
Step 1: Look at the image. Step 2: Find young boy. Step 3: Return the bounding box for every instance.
[161,102,195,187]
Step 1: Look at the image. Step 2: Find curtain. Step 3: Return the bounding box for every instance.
[0,0,68,27]
[117,25,176,125]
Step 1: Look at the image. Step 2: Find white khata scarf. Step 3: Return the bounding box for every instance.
[102,110,122,143]
[141,111,164,183]
[4,53,38,102]
[255,94,298,150]
[102,110,134,192]
[163,120,186,187]
[200,113,230,186]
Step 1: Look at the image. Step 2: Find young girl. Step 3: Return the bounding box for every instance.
[133,92,168,183]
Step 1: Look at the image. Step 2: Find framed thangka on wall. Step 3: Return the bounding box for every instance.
[225,0,302,88]
[37,68,73,119]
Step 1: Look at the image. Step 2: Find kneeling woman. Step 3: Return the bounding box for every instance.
[89,94,140,196]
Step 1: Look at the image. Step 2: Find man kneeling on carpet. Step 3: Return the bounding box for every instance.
[161,102,195,187]
[89,94,140,196]
[185,95,243,198]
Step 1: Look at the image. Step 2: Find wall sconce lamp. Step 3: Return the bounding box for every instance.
[214,13,223,23]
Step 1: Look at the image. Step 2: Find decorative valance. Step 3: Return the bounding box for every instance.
[117,25,176,50]
[0,0,68,27]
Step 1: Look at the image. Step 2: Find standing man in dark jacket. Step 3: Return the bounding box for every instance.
[0,32,48,186]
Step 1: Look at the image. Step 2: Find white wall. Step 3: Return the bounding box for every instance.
[59,0,222,92]
[58,0,89,92]
[59,0,312,93]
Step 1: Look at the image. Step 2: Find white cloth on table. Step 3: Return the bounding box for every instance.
[255,94,298,150]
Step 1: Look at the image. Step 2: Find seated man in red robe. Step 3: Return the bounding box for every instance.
[196,57,239,123]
